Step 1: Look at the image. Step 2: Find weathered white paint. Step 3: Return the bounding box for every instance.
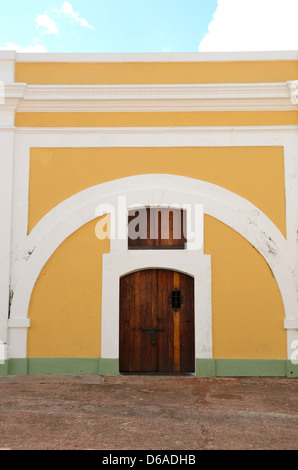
[0,130,15,345]
[0,341,8,363]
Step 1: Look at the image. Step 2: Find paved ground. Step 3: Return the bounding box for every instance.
[0,374,297,450]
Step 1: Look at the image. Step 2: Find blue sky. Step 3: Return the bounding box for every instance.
[0,0,297,53]
[0,0,218,53]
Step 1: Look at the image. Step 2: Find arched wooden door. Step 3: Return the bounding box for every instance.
[119,269,194,374]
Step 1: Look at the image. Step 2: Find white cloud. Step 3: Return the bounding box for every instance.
[61,2,94,30]
[36,14,59,35]
[1,42,47,52]
[199,0,298,52]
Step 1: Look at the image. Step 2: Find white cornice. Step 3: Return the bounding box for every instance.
[0,84,26,125]
[3,81,297,113]
[1,83,26,111]
[288,80,298,105]
[12,50,298,62]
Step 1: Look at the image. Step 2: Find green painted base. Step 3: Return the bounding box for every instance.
[0,358,297,377]
[195,359,298,377]
[0,361,8,377]
[0,358,119,377]
[98,358,119,376]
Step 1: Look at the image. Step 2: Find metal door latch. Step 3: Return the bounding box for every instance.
[141,327,165,345]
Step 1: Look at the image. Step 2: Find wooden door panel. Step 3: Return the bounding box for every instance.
[179,272,195,373]
[119,273,135,372]
[138,270,157,372]
[120,270,158,372]
[156,269,175,373]
[119,269,194,373]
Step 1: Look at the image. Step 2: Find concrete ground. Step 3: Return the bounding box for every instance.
[0,374,297,450]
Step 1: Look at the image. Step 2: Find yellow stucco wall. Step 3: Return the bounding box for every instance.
[15,60,298,85]
[28,146,286,236]
[205,216,286,359]
[15,110,298,127]
[27,217,110,358]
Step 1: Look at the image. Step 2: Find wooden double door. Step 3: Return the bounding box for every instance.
[119,269,194,374]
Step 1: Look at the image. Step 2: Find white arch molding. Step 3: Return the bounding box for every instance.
[8,175,298,362]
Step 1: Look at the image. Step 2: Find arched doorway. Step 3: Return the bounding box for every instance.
[119,269,194,374]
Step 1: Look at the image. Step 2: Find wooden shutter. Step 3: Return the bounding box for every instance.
[128,208,186,249]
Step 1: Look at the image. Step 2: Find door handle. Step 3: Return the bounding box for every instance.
[141,328,165,345]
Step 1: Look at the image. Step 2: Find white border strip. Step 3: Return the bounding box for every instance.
[11,50,298,62]
[13,125,298,135]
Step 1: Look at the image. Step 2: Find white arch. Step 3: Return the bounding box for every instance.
[8,174,297,359]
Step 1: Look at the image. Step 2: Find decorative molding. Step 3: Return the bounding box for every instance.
[3,81,295,113]
[0,84,25,127]
[3,83,27,98]
[288,80,298,105]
